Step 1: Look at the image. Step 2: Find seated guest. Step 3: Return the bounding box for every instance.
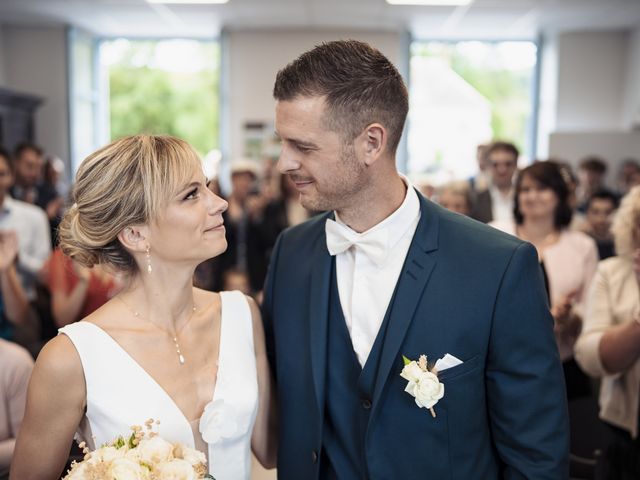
[46,248,121,327]
[491,160,598,399]
[0,338,34,471]
[0,148,51,302]
[580,190,619,259]
[471,141,519,223]
[575,186,640,479]
[436,181,473,216]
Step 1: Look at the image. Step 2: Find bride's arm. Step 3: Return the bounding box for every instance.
[248,297,278,469]
[10,335,87,480]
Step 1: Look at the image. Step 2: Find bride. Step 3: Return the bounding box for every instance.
[10,135,277,479]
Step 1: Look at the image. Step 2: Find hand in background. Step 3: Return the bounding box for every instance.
[71,259,91,283]
[0,230,19,272]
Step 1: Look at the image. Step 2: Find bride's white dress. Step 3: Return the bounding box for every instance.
[59,290,258,479]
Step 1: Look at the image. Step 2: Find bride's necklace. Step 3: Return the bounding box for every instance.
[118,296,197,366]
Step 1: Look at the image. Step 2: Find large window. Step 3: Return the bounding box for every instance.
[408,40,538,180]
[101,38,220,156]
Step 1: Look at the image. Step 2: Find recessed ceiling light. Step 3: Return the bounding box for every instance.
[386,0,472,5]
[146,0,228,4]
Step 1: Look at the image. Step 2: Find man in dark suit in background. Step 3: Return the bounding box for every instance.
[263,40,568,479]
[471,141,519,224]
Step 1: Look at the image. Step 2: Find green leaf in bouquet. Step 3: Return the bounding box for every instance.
[113,436,126,449]
[402,355,411,366]
[127,432,137,448]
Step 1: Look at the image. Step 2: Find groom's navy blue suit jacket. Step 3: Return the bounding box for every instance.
[262,193,569,479]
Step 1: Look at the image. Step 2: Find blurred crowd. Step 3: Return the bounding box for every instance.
[2,137,640,477]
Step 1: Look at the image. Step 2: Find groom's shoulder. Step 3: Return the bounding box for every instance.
[424,198,525,256]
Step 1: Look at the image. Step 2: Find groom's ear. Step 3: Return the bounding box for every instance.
[359,123,387,167]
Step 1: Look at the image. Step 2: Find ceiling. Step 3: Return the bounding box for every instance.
[0,0,639,40]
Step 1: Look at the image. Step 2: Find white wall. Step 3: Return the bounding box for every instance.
[555,30,628,132]
[0,25,6,86]
[225,29,404,161]
[2,25,69,162]
[622,26,640,129]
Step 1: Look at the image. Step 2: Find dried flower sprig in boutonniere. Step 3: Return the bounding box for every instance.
[400,354,445,418]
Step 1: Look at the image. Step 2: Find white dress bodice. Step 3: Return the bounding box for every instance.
[59,290,258,479]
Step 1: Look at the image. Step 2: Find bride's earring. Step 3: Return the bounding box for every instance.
[145,245,153,274]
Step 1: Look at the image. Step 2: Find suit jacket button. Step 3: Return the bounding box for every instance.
[362,398,372,409]
[312,450,318,463]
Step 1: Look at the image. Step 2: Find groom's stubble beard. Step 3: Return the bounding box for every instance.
[298,142,368,213]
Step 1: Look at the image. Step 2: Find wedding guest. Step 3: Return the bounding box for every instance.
[617,158,640,197]
[471,141,519,223]
[436,181,473,216]
[467,143,489,194]
[580,190,619,259]
[11,135,276,480]
[0,231,30,341]
[0,339,34,471]
[491,160,598,399]
[46,247,122,327]
[214,160,273,294]
[577,156,608,212]
[0,147,51,302]
[575,185,640,479]
[9,143,60,216]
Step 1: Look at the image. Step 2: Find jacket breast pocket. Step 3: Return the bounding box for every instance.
[437,354,482,383]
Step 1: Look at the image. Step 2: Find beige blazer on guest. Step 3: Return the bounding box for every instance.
[575,256,640,438]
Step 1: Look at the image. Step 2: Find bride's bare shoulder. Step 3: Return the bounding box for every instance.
[33,334,84,385]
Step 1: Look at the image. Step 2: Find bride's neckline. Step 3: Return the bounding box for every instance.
[81,300,223,427]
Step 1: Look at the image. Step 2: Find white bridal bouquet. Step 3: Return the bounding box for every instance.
[63,419,213,480]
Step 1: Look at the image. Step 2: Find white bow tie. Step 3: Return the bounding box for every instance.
[325,218,388,266]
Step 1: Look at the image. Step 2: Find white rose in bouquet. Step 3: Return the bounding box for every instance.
[91,445,126,464]
[136,435,174,464]
[179,446,207,467]
[158,459,198,480]
[108,457,149,480]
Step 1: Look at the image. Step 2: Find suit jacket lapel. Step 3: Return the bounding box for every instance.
[308,219,333,415]
[371,194,440,410]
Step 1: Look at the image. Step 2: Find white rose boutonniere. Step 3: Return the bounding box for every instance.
[400,354,444,417]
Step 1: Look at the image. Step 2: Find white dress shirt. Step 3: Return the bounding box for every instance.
[331,177,420,367]
[489,184,514,224]
[0,196,51,299]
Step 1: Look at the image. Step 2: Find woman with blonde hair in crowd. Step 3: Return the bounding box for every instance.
[575,185,640,479]
[11,135,276,479]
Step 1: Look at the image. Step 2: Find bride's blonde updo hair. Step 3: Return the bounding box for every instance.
[58,135,202,274]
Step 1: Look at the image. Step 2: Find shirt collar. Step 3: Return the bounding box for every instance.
[334,174,421,253]
[0,195,15,214]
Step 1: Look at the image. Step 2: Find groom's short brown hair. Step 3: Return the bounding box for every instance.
[273,39,409,155]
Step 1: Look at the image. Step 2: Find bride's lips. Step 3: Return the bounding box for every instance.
[204,223,225,233]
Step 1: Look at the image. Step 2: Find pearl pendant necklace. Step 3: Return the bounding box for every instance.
[119,297,196,366]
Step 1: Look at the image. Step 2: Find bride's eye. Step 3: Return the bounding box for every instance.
[184,188,199,200]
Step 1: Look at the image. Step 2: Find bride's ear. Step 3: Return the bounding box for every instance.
[117,226,149,254]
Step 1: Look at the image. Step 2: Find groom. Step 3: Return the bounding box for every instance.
[262,40,569,479]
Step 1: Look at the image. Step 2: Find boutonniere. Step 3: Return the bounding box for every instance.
[400,354,445,417]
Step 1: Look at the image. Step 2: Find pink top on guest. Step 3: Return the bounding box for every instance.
[0,339,34,468]
[491,220,599,360]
